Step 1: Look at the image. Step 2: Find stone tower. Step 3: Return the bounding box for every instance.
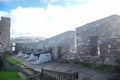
[0,17,11,53]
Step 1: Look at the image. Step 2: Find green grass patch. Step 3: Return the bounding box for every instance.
[1,56,36,80]
[5,56,24,66]
[5,56,35,73]
[83,77,92,80]
[76,62,120,73]
[0,70,22,80]
[107,78,120,80]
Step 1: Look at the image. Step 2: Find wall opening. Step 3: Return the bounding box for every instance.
[57,46,62,59]
[89,36,98,56]
[12,43,16,51]
[0,42,3,48]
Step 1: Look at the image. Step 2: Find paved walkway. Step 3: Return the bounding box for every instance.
[13,56,112,80]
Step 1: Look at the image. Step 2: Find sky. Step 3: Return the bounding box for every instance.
[0,0,120,38]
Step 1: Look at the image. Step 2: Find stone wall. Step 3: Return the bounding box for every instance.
[15,43,38,51]
[76,15,120,65]
[0,17,11,53]
[15,14,120,65]
[40,31,76,61]
[15,31,76,61]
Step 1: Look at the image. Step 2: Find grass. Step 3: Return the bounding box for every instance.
[5,56,24,66]
[76,62,120,73]
[83,77,92,80]
[66,68,72,72]
[0,55,37,80]
[5,56,34,71]
[107,78,120,80]
[0,70,22,80]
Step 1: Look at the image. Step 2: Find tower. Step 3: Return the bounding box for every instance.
[0,17,11,53]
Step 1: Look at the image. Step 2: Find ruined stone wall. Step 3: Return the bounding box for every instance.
[37,31,76,61]
[15,31,76,61]
[76,15,120,65]
[15,43,38,51]
[0,17,11,53]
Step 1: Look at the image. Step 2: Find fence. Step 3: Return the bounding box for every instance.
[40,68,78,80]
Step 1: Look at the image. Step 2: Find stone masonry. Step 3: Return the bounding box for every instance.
[15,43,38,51]
[0,17,11,53]
[15,14,120,65]
[76,15,120,65]
[15,31,76,61]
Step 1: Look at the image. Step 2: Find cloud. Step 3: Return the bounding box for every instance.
[10,6,77,38]
[1,0,120,38]
[77,0,86,2]
[0,11,9,17]
[40,0,58,4]
[50,0,58,3]
[40,0,87,7]
[79,0,120,20]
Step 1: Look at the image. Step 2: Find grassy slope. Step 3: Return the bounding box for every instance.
[0,70,21,80]
[0,55,36,80]
[0,56,23,80]
[5,56,24,66]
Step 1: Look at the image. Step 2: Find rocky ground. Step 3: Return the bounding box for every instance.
[13,56,120,80]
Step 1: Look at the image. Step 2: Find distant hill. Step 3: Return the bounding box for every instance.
[11,36,46,43]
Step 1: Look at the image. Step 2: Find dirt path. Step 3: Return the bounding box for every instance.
[13,56,116,80]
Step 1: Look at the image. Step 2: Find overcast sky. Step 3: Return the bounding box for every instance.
[0,0,120,38]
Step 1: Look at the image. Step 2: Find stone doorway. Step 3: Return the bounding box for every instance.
[89,36,98,56]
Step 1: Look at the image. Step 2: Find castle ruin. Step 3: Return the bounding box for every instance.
[0,17,11,53]
[15,15,120,65]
